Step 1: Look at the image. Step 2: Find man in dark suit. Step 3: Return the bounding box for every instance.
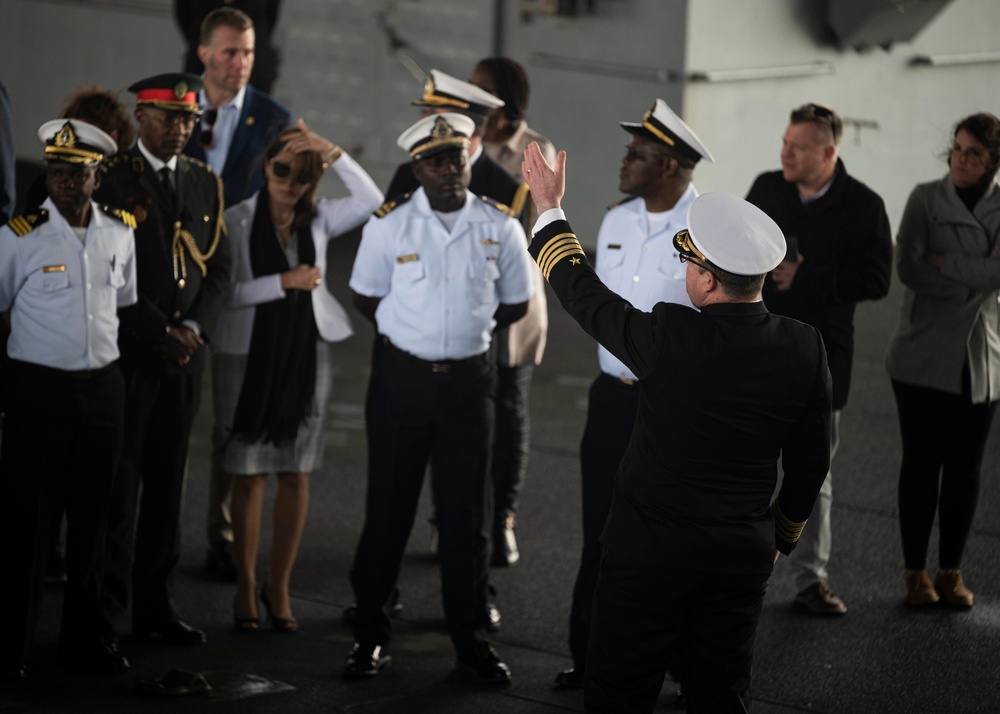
[95,73,230,647]
[176,0,281,94]
[181,6,291,579]
[183,6,291,208]
[522,143,832,712]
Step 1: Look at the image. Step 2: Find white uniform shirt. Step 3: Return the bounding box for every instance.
[350,187,535,361]
[0,197,138,370]
[594,184,698,381]
[213,152,385,354]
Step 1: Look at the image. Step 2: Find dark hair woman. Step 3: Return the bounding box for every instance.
[213,119,383,631]
[886,112,1000,609]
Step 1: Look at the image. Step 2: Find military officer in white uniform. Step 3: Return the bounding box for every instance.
[558,99,715,690]
[345,113,534,685]
[0,120,136,679]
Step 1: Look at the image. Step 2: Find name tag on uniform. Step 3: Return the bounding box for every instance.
[43,264,66,273]
[479,238,499,246]
[396,253,419,264]
[606,244,622,250]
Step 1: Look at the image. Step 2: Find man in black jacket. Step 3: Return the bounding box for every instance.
[746,103,892,616]
[522,142,832,712]
[95,73,230,648]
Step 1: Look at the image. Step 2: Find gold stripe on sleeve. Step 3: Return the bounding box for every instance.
[772,500,807,544]
[536,232,586,280]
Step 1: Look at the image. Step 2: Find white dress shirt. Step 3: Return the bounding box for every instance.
[0,197,137,370]
[350,188,535,361]
[198,84,247,174]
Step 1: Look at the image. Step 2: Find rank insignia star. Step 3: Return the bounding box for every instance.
[570,256,582,265]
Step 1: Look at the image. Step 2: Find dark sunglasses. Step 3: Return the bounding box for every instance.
[269,159,313,185]
[802,103,837,132]
[198,108,218,148]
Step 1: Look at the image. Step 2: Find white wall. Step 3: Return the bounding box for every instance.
[683,0,1000,234]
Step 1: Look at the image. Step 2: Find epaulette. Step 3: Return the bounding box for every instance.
[5,210,49,237]
[606,195,640,211]
[101,204,137,229]
[180,154,210,171]
[510,182,530,218]
[101,153,131,173]
[375,194,411,218]
[478,194,514,217]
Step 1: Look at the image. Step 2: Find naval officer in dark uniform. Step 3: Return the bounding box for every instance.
[95,73,230,647]
[522,143,832,712]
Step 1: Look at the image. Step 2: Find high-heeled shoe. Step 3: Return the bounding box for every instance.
[233,594,260,633]
[260,584,299,633]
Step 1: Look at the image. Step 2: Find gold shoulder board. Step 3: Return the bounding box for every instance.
[102,205,137,229]
[5,210,49,237]
[375,193,411,218]
[607,195,640,211]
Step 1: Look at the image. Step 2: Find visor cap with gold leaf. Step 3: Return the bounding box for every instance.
[621,98,714,165]
[397,113,475,161]
[411,69,505,117]
[128,73,204,113]
[673,193,785,276]
[38,119,117,166]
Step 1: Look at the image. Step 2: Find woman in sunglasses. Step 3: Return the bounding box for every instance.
[886,112,1000,609]
[213,120,383,631]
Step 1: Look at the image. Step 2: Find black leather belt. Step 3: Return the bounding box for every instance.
[381,337,487,374]
[10,358,118,380]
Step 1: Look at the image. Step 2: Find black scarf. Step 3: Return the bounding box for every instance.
[231,187,319,445]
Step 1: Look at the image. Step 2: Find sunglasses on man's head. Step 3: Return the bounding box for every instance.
[198,108,218,148]
[269,159,313,185]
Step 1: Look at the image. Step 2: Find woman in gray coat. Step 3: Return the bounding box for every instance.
[886,113,1000,609]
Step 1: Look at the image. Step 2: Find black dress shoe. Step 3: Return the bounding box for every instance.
[205,540,238,582]
[491,514,519,567]
[343,642,391,678]
[134,619,207,646]
[554,667,585,690]
[57,644,130,675]
[456,643,511,685]
[486,602,501,632]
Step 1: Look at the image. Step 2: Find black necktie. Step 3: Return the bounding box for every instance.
[159,166,175,205]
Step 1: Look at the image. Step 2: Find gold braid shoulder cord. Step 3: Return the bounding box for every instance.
[171,174,227,287]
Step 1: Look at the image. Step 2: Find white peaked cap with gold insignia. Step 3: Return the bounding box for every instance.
[621,98,714,165]
[397,112,475,161]
[38,119,117,166]
[673,193,785,276]
[412,69,505,116]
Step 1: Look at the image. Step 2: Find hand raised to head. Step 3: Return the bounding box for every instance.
[521,141,566,214]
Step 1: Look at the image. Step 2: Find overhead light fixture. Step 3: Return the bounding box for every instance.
[687,62,835,83]
[910,51,1000,67]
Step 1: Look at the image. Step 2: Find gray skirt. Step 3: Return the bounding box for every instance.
[213,340,334,475]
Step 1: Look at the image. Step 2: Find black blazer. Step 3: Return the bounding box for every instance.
[530,218,832,575]
[746,159,891,409]
[96,147,231,373]
[183,84,291,208]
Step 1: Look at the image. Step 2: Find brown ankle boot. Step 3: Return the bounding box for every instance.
[904,569,939,606]
[935,568,973,608]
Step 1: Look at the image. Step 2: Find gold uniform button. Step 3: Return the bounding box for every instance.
[203,215,210,222]
[173,311,182,319]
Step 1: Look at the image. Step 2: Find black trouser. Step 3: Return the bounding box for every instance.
[892,379,997,570]
[586,548,767,713]
[569,373,640,669]
[0,360,124,665]
[491,362,534,521]
[102,361,201,633]
[349,338,495,656]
